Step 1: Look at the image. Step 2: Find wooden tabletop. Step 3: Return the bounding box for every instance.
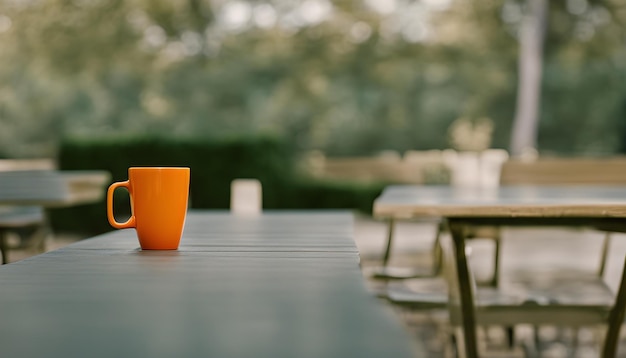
[374,185,626,219]
[0,211,418,358]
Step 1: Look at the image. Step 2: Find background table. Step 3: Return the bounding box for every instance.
[374,185,626,358]
[0,170,110,207]
[0,211,419,358]
[0,169,111,263]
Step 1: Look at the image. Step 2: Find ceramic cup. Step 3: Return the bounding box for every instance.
[107,167,190,250]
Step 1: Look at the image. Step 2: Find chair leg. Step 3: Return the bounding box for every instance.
[598,232,611,278]
[602,255,626,358]
[0,229,8,264]
[30,223,51,253]
[373,218,446,280]
[453,327,467,358]
[490,228,502,287]
[36,211,52,253]
[431,221,445,276]
[570,327,580,358]
[505,326,515,348]
[381,217,396,267]
[533,326,541,355]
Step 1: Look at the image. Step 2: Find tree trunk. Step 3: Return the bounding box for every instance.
[510,0,548,157]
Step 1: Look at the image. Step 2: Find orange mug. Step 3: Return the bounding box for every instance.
[107,167,190,250]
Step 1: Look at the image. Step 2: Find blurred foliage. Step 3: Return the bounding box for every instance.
[51,136,383,234]
[0,0,625,158]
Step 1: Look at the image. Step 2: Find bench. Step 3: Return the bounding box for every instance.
[501,157,626,185]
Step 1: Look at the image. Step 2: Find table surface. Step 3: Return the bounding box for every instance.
[374,185,626,218]
[0,211,418,358]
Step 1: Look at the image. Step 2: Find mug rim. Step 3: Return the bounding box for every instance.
[129,167,190,171]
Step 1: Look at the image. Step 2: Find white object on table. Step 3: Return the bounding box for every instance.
[230,179,262,214]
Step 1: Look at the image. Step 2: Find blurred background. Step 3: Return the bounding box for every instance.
[1,0,625,159]
[3,2,626,355]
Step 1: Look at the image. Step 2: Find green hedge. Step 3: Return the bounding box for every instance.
[280,179,384,214]
[50,136,384,235]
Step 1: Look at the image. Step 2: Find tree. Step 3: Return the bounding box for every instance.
[0,0,624,158]
[510,0,547,157]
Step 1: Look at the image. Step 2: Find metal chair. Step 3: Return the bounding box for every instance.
[388,234,626,357]
[371,218,445,280]
[374,219,501,287]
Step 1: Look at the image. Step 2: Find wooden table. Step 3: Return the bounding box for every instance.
[0,170,111,263]
[374,185,626,358]
[0,170,111,207]
[0,211,419,358]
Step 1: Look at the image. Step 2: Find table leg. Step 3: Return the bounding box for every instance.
[381,217,396,267]
[0,229,8,264]
[448,220,478,358]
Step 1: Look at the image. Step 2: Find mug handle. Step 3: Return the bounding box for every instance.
[107,181,136,229]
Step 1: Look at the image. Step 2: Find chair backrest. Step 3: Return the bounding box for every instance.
[500,157,626,185]
[230,179,262,215]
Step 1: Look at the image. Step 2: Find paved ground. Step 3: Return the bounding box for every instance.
[5,215,626,357]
